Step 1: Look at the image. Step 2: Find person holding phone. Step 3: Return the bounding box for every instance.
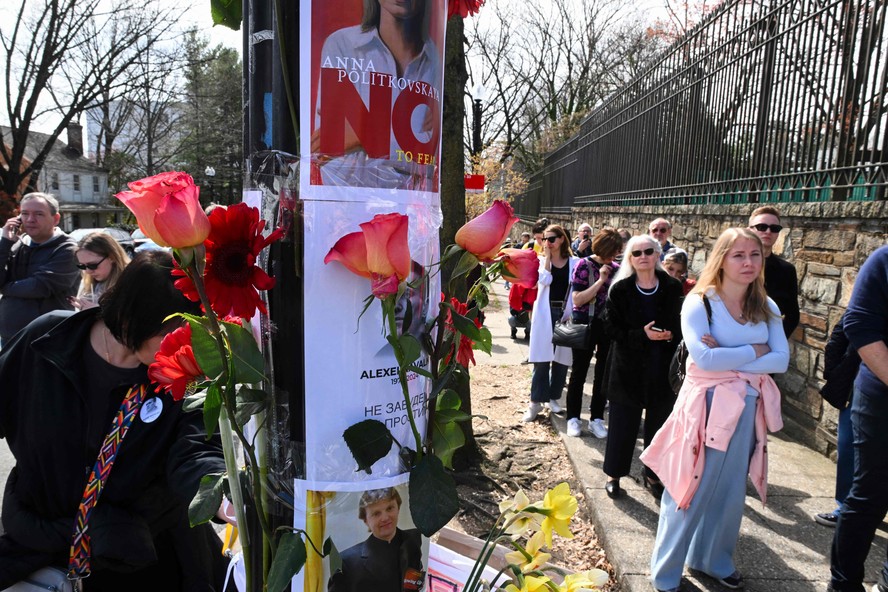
[0,193,79,345]
[72,232,131,310]
[601,234,683,499]
[571,223,594,257]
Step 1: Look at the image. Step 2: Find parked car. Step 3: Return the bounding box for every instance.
[131,229,167,252]
[69,227,136,256]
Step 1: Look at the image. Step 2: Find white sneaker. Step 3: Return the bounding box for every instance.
[523,402,542,422]
[589,418,608,439]
[547,399,563,414]
[566,418,582,437]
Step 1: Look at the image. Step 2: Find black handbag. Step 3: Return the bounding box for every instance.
[552,319,592,349]
[669,296,711,395]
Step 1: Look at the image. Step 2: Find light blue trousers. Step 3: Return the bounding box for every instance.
[650,389,758,590]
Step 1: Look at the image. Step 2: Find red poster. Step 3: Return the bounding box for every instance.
[309,0,446,192]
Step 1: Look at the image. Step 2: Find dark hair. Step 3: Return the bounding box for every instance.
[591,227,623,259]
[100,251,201,350]
[531,218,550,234]
[358,488,402,520]
[544,224,572,258]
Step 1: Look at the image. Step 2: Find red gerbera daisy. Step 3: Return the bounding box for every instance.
[174,203,285,319]
[149,324,203,401]
[448,0,484,19]
[444,297,482,368]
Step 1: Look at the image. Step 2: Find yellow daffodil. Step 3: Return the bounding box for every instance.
[505,574,555,592]
[562,569,609,591]
[539,483,578,546]
[500,489,543,535]
[504,531,552,573]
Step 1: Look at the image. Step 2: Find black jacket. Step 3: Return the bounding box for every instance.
[820,313,861,410]
[0,231,79,342]
[328,528,422,592]
[764,254,800,338]
[603,270,683,407]
[0,309,228,589]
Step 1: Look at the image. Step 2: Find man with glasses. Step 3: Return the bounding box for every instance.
[0,193,79,344]
[648,218,675,260]
[749,205,799,337]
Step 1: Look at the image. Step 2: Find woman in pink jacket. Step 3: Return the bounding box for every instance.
[643,228,789,592]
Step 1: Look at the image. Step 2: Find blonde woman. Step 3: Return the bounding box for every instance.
[643,228,789,592]
[72,232,130,310]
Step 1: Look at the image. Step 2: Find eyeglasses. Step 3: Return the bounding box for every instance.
[650,227,669,233]
[751,223,783,234]
[631,248,656,257]
[544,236,560,243]
[76,256,107,271]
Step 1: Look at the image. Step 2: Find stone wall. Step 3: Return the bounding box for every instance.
[513,202,888,457]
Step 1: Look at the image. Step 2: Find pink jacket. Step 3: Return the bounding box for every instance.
[639,364,783,509]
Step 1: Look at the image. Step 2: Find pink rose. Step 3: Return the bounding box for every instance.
[324,213,412,298]
[454,200,518,261]
[116,172,211,248]
[497,248,539,289]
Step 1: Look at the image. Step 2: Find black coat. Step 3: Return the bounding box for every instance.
[820,313,861,410]
[603,270,683,407]
[328,528,422,592]
[0,309,228,589]
[764,254,800,338]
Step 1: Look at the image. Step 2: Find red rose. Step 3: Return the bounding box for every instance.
[116,172,211,248]
[497,248,539,289]
[454,200,518,261]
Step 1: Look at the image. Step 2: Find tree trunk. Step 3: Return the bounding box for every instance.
[440,16,479,468]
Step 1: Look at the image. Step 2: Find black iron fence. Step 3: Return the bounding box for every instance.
[514,0,888,216]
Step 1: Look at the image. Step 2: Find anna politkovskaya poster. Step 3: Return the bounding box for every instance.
[302,0,445,193]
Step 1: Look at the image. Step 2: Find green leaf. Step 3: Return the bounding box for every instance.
[223,322,266,385]
[210,0,242,30]
[431,410,466,469]
[186,317,225,381]
[449,250,480,285]
[267,532,307,592]
[473,326,493,355]
[203,384,222,438]
[398,334,421,364]
[183,391,208,413]
[436,389,461,411]
[447,308,483,341]
[409,455,459,536]
[343,420,395,473]
[189,473,224,526]
[234,388,268,426]
[326,538,342,576]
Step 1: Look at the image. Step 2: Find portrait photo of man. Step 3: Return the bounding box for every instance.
[327,487,424,592]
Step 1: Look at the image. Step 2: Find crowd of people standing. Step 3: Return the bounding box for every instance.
[509,207,888,591]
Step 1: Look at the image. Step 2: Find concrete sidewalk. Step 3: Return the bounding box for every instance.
[478,282,888,592]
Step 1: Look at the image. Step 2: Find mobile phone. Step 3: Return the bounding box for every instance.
[650,326,665,332]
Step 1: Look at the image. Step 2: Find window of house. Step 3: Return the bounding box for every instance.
[93,176,99,193]
[73,174,80,192]
[51,173,59,190]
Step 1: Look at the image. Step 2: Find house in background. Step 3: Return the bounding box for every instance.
[0,123,126,231]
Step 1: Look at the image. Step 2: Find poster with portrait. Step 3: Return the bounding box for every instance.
[301,199,441,482]
[300,0,446,195]
[291,474,429,591]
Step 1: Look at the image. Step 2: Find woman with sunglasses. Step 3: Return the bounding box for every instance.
[601,234,683,499]
[72,232,130,310]
[523,224,579,422]
[643,228,788,592]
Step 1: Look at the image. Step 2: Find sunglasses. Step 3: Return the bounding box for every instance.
[76,256,107,271]
[631,248,656,257]
[650,227,669,233]
[544,236,560,243]
[751,223,783,233]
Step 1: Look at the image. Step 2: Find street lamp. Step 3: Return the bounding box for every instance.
[205,166,216,203]
[470,83,485,159]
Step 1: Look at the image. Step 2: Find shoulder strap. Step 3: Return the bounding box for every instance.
[67,384,146,582]
[702,294,712,323]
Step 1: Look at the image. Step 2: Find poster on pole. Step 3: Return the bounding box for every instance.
[301,199,441,482]
[291,474,429,591]
[300,0,446,198]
